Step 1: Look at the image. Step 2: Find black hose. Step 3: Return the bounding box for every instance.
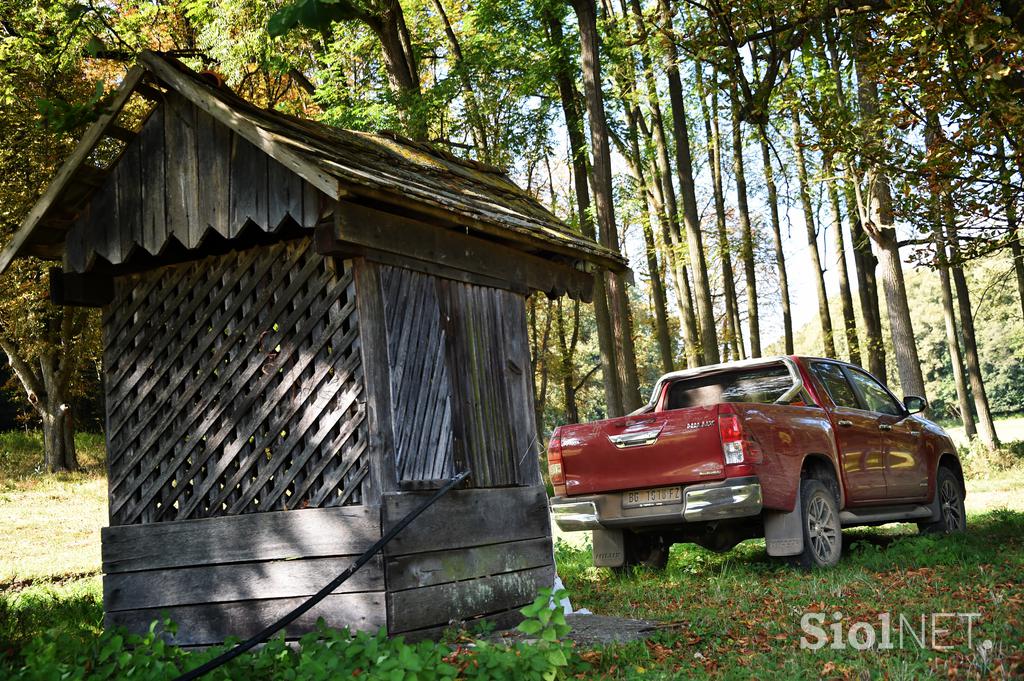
[173,469,471,681]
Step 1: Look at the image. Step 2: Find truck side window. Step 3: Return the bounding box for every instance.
[810,362,859,409]
[846,369,905,417]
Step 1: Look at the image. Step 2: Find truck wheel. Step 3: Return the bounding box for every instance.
[612,532,668,573]
[796,479,842,569]
[918,467,967,535]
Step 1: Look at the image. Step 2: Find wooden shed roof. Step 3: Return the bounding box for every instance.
[0,51,626,275]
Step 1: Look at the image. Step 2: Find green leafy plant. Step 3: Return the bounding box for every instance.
[36,80,111,133]
[0,589,582,681]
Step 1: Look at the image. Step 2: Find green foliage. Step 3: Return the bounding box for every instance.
[0,590,580,681]
[267,0,366,37]
[958,437,1024,479]
[36,80,110,133]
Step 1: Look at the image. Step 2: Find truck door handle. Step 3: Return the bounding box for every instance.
[837,419,853,427]
[878,424,893,431]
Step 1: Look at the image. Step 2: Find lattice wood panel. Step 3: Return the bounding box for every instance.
[104,240,368,525]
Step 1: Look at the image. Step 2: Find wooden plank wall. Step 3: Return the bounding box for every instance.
[378,265,540,488]
[382,486,554,638]
[103,239,369,526]
[64,93,322,273]
[102,506,385,646]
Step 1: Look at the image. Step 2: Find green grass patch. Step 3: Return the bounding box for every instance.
[557,510,1024,679]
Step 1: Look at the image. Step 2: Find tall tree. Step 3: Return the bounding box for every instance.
[999,138,1024,320]
[845,180,886,378]
[0,284,91,472]
[627,0,700,366]
[757,122,793,354]
[622,106,675,373]
[791,107,836,358]
[850,24,926,397]
[945,209,1000,449]
[542,8,624,417]
[270,0,426,139]
[658,0,719,364]
[570,0,642,411]
[730,81,761,357]
[933,224,977,438]
[696,69,741,360]
[825,156,860,364]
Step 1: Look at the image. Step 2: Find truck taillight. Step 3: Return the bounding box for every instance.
[719,413,745,464]
[547,428,564,485]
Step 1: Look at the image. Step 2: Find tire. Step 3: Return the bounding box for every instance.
[611,531,669,574]
[795,478,842,569]
[918,467,967,535]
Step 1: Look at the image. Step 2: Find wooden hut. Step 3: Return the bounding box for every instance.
[0,52,625,646]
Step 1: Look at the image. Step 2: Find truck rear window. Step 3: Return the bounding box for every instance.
[665,364,793,410]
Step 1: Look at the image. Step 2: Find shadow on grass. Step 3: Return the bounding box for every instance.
[0,576,102,661]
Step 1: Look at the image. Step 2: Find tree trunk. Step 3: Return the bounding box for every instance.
[658,0,719,364]
[945,209,1000,449]
[825,157,860,364]
[699,74,741,360]
[757,123,793,354]
[1000,138,1024,320]
[730,82,760,357]
[1,328,82,473]
[572,0,641,411]
[429,0,489,160]
[934,227,977,438]
[844,181,886,378]
[620,106,675,373]
[625,113,674,373]
[874,228,925,397]
[369,2,426,140]
[628,0,699,366]
[544,10,624,417]
[792,108,836,358]
[642,212,675,373]
[853,27,924,396]
[557,298,581,424]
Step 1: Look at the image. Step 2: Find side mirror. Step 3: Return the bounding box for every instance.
[903,395,928,415]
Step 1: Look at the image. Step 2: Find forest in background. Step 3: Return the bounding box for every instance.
[1,0,1023,470]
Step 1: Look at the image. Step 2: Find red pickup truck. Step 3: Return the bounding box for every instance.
[548,356,966,569]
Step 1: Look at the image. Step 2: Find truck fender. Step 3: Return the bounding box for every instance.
[592,528,625,567]
[764,493,804,557]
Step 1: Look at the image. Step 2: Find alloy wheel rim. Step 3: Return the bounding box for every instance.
[807,493,838,562]
[940,478,963,531]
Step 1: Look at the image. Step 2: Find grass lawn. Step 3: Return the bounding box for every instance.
[1,426,1022,678]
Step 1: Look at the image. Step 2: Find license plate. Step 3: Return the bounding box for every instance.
[623,486,682,509]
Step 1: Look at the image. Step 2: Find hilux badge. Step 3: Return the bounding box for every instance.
[686,420,714,430]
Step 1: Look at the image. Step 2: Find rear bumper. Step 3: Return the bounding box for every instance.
[550,476,762,531]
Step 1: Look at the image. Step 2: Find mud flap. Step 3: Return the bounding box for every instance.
[764,492,804,557]
[926,480,943,522]
[592,528,625,567]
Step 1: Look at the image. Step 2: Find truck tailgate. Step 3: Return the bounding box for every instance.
[559,405,726,495]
